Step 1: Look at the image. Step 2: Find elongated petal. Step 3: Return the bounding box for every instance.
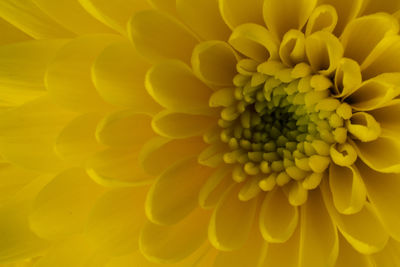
[322,181,388,254]
[259,188,298,243]
[362,0,400,14]
[92,41,160,112]
[199,166,233,209]
[369,100,400,137]
[358,162,400,241]
[209,184,258,251]
[0,40,67,106]
[33,0,113,34]
[128,10,199,64]
[78,0,149,34]
[140,208,210,263]
[218,0,264,29]
[177,0,230,41]
[46,34,122,112]
[0,0,73,38]
[30,168,104,240]
[146,157,212,225]
[372,239,400,266]
[263,0,317,40]
[299,190,338,267]
[335,234,374,267]
[0,17,31,45]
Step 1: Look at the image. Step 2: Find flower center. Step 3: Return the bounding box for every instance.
[215,59,355,202]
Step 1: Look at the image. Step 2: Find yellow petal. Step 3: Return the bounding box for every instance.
[191,41,237,87]
[322,181,389,254]
[259,188,299,243]
[333,58,362,97]
[369,100,400,138]
[199,166,233,209]
[263,0,317,40]
[55,112,104,165]
[152,111,216,139]
[46,34,122,112]
[318,0,363,35]
[346,112,381,142]
[128,10,199,64]
[305,4,338,36]
[362,0,400,14]
[358,162,400,241]
[96,110,155,147]
[85,186,148,256]
[33,0,113,34]
[213,219,268,267]
[0,17,31,45]
[341,13,398,65]
[305,31,343,75]
[351,136,400,173]
[229,23,279,62]
[0,175,51,262]
[139,136,207,176]
[299,190,338,267]
[346,73,400,111]
[177,0,230,41]
[263,224,300,267]
[86,148,154,187]
[362,35,400,79]
[209,184,258,251]
[146,157,212,225]
[146,60,213,115]
[147,0,176,15]
[78,0,149,34]
[372,239,400,267]
[92,41,161,113]
[335,234,374,267]
[279,30,306,67]
[0,39,67,106]
[218,0,264,30]
[140,208,210,263]
[0,0,73,38]
[0,96,76,172]
[29,168,104,240]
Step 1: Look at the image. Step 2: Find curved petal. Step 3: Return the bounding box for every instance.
[177,0,230,41]
[333,58,362,98]
[46,34,122,112]
[0,17,31,45]
[263,0,317,40]
[335,234,374,267]
[299,190,338,267]
[0,96,76,172]
[191,41,237,87]
[305,4,338,36]
[209,183,258,251]
[92,41,161,113]
[152,111,216,139]
[0,39,67,106]
[55,112,104,165]
[96,110,155,147]
[229,23,279,62]
[279,30,306,67]
[139,136,207,176]
[362,0,400,14]
[146,60,213,115]
[218,0,264,30]
[329,164,366,215]
[358,161,400,241]
[78,0,150,34]
[29,168,104,240]
[0,0,73,38]
[341,13,399,65]
[305,31,343,75]
[351,136,400,173]
[128,10,199,64]
[259,188,299,243]
[146,157,212,225]
[346,112,381,142]
[140,208,210,263]
[322,181,388,254]
[147,0,176,15]
[33,0,113,34]
[85,186,149,256]
[86,148,154,187]
[372,239,400,267]
[369,100,400,138]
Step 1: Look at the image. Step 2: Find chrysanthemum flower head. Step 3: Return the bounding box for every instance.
[1,0,400,266]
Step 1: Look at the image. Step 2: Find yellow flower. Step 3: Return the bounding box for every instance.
[1,0,400,266]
